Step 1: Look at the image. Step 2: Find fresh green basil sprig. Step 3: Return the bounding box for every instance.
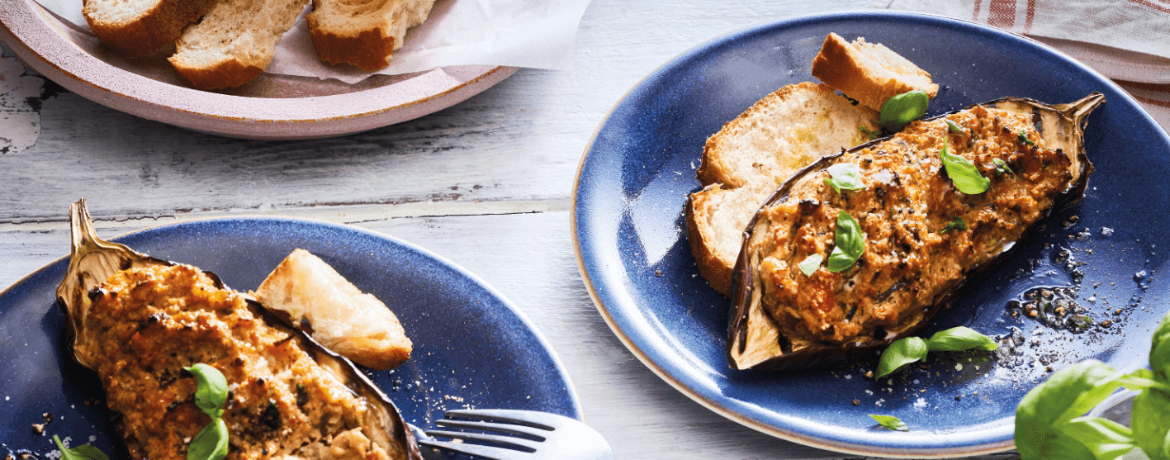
[875,326,998,379]
[869,414,909,431]
[185,364,230,460]
[53,435,108,460]
[993,158,1014,176]
[827,210,865,273]
[1015,311,1170,460]
[879,90,930,131]
[798,254,823,277]
[946,120,966,136]
[940,136,991,194]
[941,217,967,234]
[824,163,866,195]
[1018,130,1037,147]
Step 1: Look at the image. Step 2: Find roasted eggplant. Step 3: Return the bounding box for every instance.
[728,93,1104,371]
[55,199,422,460]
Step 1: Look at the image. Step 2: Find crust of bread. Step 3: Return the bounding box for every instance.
[686,185,734,296]
[169,57,265,90]
[168,0,307,90]
[811,32,939,111]
[687,82,878,295]
[309,28,398,71]
[83,0,219,57]
[306,0,435,71]
[256,249,412,370]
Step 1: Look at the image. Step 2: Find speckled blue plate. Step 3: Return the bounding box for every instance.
[572,11,1170,458]
[0,218,581,458]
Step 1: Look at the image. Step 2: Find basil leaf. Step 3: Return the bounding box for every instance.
[798,254,823,277]
[53,435,109,460]
[1015,360,1127,460]
[1123,448,1154,460]
[826,210,865,273]
[926,326,997,352]
[1118,369,1170,394]
[189,418,229,460]
[824,177,840,194]
[940,217,966,234]
[1133,388,1170,460]
[868,414,908,431]
[1150,310,1170,380]
[993,158,1014,175]
[185,364,228,419]
[940,136,990,194]
[876,337,928,379]
[1063,417,1138,460]
[825,163,865,194]
[879,90,929,131]
[946,120,966,135]
[1019,130,1037,147]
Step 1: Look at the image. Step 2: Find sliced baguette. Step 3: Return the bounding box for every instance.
[811,32,939,112]
[168,0,308,90]
[256,249,412,370]
[687,82,879,295]
[307,0,435,71]
[82,0,220,57]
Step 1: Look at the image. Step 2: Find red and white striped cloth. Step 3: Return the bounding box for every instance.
[873,0,1170,130]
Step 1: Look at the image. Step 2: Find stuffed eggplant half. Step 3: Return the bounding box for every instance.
[55,200,422,460]
[728,93,1104,371]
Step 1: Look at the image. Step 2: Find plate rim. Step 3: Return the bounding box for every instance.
[0,214,585,423]
[0,0,518,139]
[570,9,1170,458]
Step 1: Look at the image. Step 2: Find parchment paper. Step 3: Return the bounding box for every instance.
[34,0,591,84]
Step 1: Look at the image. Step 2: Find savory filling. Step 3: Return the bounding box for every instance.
[78,264,398,460]
[755,106,1074,348]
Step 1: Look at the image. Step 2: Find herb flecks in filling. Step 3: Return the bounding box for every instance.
[754,107,1075,346]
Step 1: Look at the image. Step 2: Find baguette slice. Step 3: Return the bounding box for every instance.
[256,249,412,370]
[83,0,220,57]
[168,0,308,90]
[687,82,879,295]
[811,32,939,112]
[307,0,436,71]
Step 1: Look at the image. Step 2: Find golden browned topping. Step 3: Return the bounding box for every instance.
[79,264,398,460]
[756,106,1073,348]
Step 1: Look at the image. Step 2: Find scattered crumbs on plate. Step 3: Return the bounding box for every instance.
[875,398,885,407]
[912,379,919,384]
[955,363,963,371]
[913,398,927,409]
[844,374,852,380]
[865,390,874,396]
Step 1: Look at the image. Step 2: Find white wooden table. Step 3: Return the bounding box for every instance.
[7,1,1161,458]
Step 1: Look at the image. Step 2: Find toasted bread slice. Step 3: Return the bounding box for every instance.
[811,33,939,112]
[168,0,308,90]
[83,0,220,57]
[307,0,435,71]
[687,82,879,295]
[256,249,412,370]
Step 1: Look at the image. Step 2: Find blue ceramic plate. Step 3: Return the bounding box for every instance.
[0,218,581,458]
[573,11,1170,458]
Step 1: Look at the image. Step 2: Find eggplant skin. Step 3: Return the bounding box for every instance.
[727,93,1104,372]
[55,200,422,460]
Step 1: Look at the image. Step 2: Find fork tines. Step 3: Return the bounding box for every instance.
[420,409,558,459]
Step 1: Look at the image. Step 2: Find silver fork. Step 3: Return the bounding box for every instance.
[418,409,615,460]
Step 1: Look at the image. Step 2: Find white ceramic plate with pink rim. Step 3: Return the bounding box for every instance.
[0,0,517,140]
